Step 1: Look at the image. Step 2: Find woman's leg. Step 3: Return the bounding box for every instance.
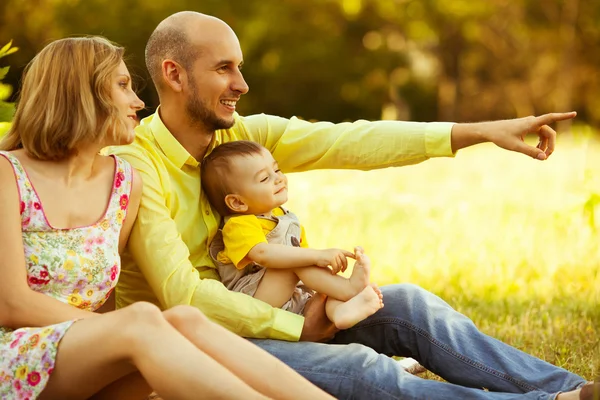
[39,302,269,400]
[89,372,150,400]
[163,305,334,400]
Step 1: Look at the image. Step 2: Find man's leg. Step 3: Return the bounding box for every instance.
[329,284,586,394]
[250,338,564,399]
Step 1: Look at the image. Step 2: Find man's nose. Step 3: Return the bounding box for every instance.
[232,70,249,94]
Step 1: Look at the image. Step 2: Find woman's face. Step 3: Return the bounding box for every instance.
[109,60,144,144]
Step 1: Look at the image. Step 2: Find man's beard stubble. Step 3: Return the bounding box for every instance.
[186,77,236,133]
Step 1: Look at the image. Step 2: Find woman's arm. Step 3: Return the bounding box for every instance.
[96,167,142,315]
[118,167,143,253]
[0,157,95,329]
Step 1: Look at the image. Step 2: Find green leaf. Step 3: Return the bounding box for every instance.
[0,102,15,122]
[0,66,9,81]
[0,83,12,101]
[3,47,18,57]
[0,40,13,56]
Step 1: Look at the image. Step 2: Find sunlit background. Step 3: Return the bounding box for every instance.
[1,0,598,379]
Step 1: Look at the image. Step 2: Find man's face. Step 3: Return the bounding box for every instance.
[185,28,249,132]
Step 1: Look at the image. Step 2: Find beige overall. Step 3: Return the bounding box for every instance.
[209,209,314,315]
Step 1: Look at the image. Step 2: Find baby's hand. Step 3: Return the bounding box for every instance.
[316,248,355,274]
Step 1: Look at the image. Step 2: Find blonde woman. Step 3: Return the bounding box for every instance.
[0,37,332,400]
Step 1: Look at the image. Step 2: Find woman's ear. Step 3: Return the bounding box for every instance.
[224,194,248,213]
[162,59,186,93]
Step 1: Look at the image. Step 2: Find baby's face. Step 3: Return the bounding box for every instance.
[229,148,288,214]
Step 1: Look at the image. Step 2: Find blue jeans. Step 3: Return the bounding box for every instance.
[250,284,586,399]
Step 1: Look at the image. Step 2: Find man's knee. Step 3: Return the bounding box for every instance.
[380,283,431,304]
[378,283,455,320]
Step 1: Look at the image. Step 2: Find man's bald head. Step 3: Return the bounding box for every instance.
[145,11,233,92]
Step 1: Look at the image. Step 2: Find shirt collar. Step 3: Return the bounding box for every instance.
[150,107,199,169]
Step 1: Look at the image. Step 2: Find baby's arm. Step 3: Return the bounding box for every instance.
[247,243,354,274]
[223,215,354,274]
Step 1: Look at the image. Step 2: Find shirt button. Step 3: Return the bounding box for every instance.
[205,210,210,215]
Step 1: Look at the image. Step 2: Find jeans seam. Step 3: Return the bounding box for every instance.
[345,317,540,393]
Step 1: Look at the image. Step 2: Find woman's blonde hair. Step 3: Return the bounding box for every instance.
[0,36,128,160]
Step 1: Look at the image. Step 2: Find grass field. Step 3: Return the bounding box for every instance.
[285,130,600,380]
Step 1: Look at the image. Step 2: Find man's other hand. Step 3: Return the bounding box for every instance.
[299,293,339,342]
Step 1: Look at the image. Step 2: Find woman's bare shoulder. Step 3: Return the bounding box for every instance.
[0,152,16,183]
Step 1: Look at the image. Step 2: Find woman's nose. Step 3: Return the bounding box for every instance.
[132,93,145,110]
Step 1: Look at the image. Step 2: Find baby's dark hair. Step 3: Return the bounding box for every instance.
[201,140,265,216]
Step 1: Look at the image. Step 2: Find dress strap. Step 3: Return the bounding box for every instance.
[106,156,134,227]
[0,150,31,190]
[0,150,48,230]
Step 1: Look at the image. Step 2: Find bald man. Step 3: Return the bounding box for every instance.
[108,11,592,400]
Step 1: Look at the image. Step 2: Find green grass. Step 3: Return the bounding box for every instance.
[285,131,600,380]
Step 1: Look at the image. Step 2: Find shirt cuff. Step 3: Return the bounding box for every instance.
[425,122,456,157]
[270,308,305,341]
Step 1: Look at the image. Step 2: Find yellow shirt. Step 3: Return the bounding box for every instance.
[218,208,309,269]
[107,110,454,341]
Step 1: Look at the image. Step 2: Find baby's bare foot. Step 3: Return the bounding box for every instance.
[349,246,370,294]
[331,284,384,330]
[370,283,384,308]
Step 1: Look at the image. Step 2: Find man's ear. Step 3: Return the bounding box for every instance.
[224,194,248,213]
[162,59,186,93]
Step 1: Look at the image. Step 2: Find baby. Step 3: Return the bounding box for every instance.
[202,140,383,329]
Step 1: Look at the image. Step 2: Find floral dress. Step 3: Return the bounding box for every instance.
[0,151,133,399]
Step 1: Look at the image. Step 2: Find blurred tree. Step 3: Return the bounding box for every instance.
[0,40,18,138]
[0,0,599,126]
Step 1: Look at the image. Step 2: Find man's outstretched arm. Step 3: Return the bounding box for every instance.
[237,111,576,174]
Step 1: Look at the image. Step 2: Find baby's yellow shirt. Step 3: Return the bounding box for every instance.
[218,207,309,269]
